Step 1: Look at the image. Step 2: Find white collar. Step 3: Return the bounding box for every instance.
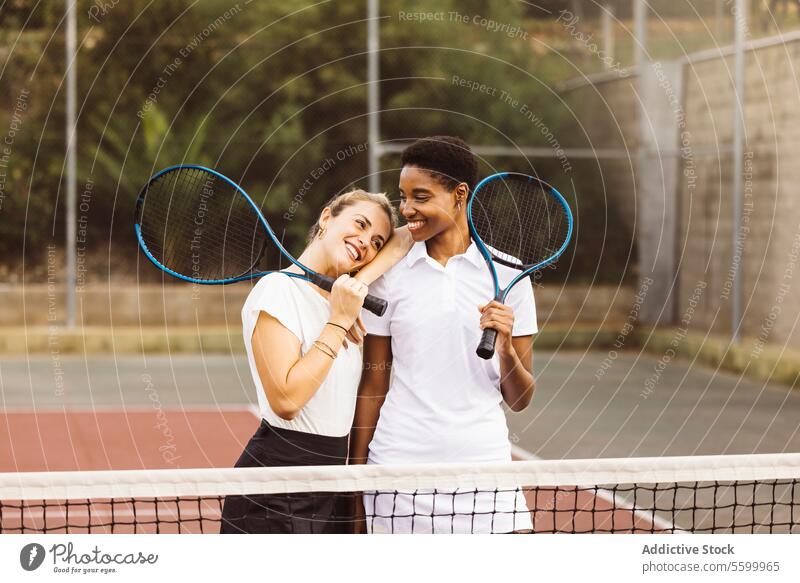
[404,240,486,269]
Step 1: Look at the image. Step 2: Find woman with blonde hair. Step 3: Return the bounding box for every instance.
[220,189,403,534]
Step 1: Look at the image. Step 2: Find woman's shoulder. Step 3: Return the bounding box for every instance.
[377,254,411,285]
[365,264,401,299]
[241,273,311,344]
[245,272,304,305]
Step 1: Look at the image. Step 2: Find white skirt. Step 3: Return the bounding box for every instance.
[363,489,532,534]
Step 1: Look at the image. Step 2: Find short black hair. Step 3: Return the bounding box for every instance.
[400,136,478,192]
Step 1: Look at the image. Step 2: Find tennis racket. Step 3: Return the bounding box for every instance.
[468,172,573,359]
[134,164,388,316]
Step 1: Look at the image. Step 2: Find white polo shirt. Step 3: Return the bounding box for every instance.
[362,241,537,464]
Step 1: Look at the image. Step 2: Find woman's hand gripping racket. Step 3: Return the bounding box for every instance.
[468,173,573,359]
[134,164,388,316]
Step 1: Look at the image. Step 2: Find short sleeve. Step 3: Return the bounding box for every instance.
[506,276,538,336]
[361,274,393,336]
[242,274,304,344]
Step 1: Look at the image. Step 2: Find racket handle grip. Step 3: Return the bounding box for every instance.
[476,328,498,360]
[307,273,388,317]
[362,294,388,317]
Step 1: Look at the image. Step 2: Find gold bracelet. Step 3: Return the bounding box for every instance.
[312,342,335,359]
[312,340,337,359]
[317,339,338,356]
[317,340,338,358]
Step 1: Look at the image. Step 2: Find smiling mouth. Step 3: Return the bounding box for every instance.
[345,241,362,262]
[407,219,426,232]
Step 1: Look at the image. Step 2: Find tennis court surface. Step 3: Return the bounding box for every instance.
[1,352,799,533]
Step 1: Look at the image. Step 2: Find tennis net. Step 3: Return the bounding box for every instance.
[0,453,798,534]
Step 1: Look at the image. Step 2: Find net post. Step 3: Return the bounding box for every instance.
[601,3,614,70]
[731,0,748,343]
[65,0,78,329]
[367,0,381,194]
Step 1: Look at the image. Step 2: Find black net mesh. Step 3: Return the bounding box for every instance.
[2,461,799,534]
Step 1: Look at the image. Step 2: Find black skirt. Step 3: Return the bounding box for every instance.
[219,420,350,534]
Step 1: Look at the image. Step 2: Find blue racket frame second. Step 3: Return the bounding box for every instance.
[134,164,388,316]
[467,172,574,359]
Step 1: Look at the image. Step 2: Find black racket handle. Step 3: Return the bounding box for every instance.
[307,273,388,317]
[476,328,498,360]
[362,294,388,317]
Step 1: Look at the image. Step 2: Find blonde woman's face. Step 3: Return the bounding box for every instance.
[318,200,392,273]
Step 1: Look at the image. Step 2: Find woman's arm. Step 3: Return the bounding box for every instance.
[252,274,367,420]
[251,312,348,420]
[479,301,535,412]
[349,335,393,463]
[498,335,535,411]
[355,225,413,285]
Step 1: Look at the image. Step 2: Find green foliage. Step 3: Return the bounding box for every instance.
[0,0,626,280]
[90,105,211,196]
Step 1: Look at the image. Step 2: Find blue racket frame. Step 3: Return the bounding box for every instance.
[467,172,574,358]
[134,164,388,316]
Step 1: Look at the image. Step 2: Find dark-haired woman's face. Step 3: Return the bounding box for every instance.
[398,166,462,242]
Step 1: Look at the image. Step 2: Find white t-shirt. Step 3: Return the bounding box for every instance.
[361,241,538,464]
[241,273,362,437]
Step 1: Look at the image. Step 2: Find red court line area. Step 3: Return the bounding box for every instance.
[512,451,668,533]
[525,487,666,533]
[0,409,258,472]
[0,498,224,534]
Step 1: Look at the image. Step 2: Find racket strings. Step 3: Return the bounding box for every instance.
[165,170,264,278]
[142,171,261,274]
[138,168,265,280]
[470,176,569,269]
[141,200,262,259]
